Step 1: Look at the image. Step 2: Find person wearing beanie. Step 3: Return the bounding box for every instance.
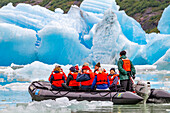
[66,66,80,89]
[83,62,89,66]
[94,62,101,73]
[118,50,136,92]
[108,68,119,91]
[48,65,66,90]
[91,67,110,90]
[75,65,79,72]
[76,64,94,90]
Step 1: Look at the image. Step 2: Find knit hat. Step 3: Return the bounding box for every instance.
[110,68,115,72]
[83,62,89,66]
[75,65,79,71]
[95,62,101,67]
[82,66,91,70]
[70,66,76,72]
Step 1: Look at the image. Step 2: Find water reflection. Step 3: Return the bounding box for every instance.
[1,102,170,113]
[113,104,170,113]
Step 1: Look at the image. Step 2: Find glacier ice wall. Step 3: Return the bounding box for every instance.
[80,0,147,45]
[0,23,37,66]
[158,5,170,34]
[87,10,140,64]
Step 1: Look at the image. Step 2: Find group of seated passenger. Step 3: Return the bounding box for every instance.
[48,62,119,90]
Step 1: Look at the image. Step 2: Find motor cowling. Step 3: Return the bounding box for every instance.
[135,81,151,103]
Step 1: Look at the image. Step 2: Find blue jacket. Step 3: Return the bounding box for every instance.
[76,73,90,82]
[109,76,119,88]
[76,73,92,89]
[91,76,110,89]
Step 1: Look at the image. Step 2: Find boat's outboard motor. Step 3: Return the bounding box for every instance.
[135,81,151,103]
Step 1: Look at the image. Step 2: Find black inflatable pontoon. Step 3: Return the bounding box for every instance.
[28,81,143,105]
[147,89,170,103]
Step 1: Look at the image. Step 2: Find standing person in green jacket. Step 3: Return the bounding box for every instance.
[117,50,136,92]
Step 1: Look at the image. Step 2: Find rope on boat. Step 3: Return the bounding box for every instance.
[32,81,49,90]
[98,91,111,97]
[59,90,70,96]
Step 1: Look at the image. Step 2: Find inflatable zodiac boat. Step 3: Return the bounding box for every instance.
[28,81,170,104]
[28,81,143,105]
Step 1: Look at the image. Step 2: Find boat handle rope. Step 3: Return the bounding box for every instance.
[51,90,61,95]
[59,90,70,96]
[33,81,49,90]
[98,92,111,97]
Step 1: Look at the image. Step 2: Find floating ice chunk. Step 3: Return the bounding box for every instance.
[55,8,64,14]
[14,61,54,81]
[0,85,9,91]
[0,83,30,91]
[154,49,170,70]
[0,97,113,113]
[6,61,75,81]
[55,97,71,107]
[158,5,170,34]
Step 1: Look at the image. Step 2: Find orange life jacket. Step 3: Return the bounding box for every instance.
[96,72,108,85]
[68,72,80,87]
[108,74,119,85]
[63,72,67,81]
[52,72,65,87]
[48,71,54,82]
[122,58,131,71]
[81,71,94,86]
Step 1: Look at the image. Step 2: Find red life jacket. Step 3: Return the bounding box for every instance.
[108,74,119,85]
[122,58,131,71]
[63,72,67,81]
[48,71,54,82]
[81,71,94,86]
[52,72,65,87]
[68,72,80,87]
[96,72,108,85]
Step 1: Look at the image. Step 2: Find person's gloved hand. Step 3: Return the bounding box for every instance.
[127,72,131,76]
[132,75,135,79]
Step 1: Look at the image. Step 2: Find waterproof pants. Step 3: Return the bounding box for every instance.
[120,79,134,91]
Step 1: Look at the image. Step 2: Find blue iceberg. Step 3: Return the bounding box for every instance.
[158,5,170,34]
[0,1,169,69]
